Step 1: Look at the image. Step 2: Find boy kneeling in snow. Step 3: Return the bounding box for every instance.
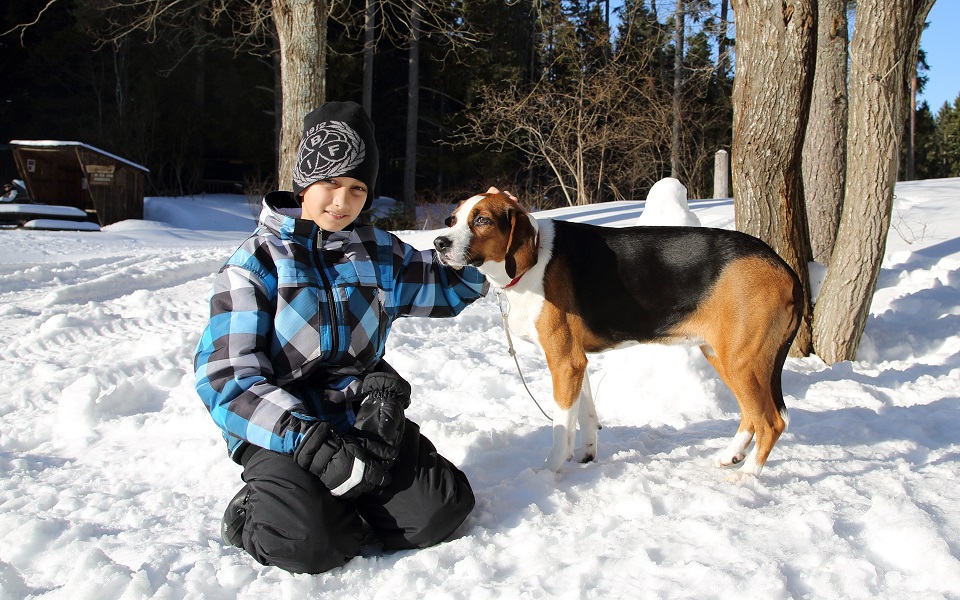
[194,101,488,574]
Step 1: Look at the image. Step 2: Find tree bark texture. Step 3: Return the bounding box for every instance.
[908,73,917,180]
[363,0,376,117]
[812,0,935,364]
[731,0,816,356]
[717,0,731,77]
[272,46,283,184]
[403,0,422,221]
[271,0,328,190]
[671,0,684,179]
[802,0,848,265]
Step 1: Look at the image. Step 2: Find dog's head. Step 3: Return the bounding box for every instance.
[434,187,538,285]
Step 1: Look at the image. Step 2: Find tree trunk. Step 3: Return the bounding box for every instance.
[671,0,684,179]
[717,0,730,78]
[403,0,421,222]
[731,0,816,356]
[802,0,848,265]
[271,0,328,190]
[193,42,207,195]
[907,73,917,180]
[272,37,283,185]
[363,0,376,117]
[812,0,935,364]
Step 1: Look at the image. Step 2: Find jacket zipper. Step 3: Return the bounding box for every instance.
[313,230,340,360]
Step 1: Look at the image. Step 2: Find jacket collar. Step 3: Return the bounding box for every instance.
[258,191,357,249]
[259,191,314,242]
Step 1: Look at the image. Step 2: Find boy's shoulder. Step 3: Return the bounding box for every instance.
[352,223,404,250]
[224,226,306,276]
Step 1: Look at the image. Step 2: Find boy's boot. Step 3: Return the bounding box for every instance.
[221,485,250,548]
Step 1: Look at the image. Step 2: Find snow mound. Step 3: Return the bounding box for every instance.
[636,177,702,227]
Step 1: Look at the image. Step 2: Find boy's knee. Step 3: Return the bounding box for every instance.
[238,448,364,574]
[267,542,354,575]
[385,467,476,550]
[245,511,362,574]
[410,482,475,548]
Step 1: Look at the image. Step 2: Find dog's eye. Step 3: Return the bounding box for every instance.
[444,216,455,227]
[474,216,492,227]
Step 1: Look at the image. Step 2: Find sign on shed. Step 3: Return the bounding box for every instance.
[9,141,149,226]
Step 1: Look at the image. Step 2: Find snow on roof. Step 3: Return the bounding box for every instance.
[9,140,150,173]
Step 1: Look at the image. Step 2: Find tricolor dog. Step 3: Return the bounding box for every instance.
[434,188,803,477]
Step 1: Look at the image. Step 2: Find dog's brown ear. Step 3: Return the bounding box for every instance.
[504,207,537,279]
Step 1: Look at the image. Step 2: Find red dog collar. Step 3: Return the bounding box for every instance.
[503,231,540,289]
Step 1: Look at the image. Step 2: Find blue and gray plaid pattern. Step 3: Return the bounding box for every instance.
[195,197,488,461]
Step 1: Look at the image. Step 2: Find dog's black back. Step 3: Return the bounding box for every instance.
[550,220,795,345]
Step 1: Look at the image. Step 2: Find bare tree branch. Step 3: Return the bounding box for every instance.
[3,0,62,43]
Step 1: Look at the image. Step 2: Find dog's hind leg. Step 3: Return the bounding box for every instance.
[691,257,797,478]
[703,337,786,478]
[715,426,753,468]
[573,371,599,463]
[700,348,754,468]
[728,347,790,478]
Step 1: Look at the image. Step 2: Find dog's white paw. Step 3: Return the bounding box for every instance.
[723,452,764,481]
[573,445,597,464]
[724,470,759,483]
[713,451,746,468]
[533,467,563,484]
[542,453,570,473]
[714,430,752,468]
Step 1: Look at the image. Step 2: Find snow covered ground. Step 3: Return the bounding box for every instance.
[2,179,960,599]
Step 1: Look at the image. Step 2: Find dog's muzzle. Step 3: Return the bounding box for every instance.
[434,235,452,254]
[433,235,459,267]
[434,235,478,269]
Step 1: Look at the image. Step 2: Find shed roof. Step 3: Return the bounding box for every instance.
[10,140,150,173]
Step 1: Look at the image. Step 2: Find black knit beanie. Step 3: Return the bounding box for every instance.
[292,101,379,210]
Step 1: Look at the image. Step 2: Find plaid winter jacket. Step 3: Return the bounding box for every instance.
[194,191,488,462]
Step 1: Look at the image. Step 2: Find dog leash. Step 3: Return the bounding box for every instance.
[494,288,553,422]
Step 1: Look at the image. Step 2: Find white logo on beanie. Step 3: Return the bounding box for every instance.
[293,121,366,191]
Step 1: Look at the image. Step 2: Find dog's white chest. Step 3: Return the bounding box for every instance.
[503,289,545,344]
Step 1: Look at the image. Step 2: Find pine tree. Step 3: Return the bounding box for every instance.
[935,97,960,177]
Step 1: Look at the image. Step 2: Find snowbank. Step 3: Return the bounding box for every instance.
[1,180,959,598]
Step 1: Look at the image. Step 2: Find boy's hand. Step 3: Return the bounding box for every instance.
[355,372,412,449]
[294,422,398,499]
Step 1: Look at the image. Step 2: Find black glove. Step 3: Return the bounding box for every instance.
[293,422,398,499]
[355,372,412,448]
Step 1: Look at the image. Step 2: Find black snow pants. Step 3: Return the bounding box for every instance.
[234,421,474,574]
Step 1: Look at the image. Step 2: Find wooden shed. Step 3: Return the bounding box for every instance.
[9,141,149,226]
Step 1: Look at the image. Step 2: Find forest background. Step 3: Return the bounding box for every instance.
[0,0,956,364]
[2,0,957,209]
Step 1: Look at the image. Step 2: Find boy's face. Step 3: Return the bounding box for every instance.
[299,177,368,231]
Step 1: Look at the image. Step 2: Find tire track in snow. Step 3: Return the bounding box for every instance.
[5,248,220,354]
[0,255,157,298]
[0,250,224,452]
[40,255,226,306]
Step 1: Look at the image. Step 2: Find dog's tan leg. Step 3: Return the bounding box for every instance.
[538,315,588,472]
[730,293,794,477]
[573,371,599,463]
[543,350,586,471]
[735,387,788,478]
[693,259,796,478]
[700,348,754,467]
[704,334,787,477]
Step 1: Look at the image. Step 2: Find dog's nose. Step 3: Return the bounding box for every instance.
[434,236,452,252]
